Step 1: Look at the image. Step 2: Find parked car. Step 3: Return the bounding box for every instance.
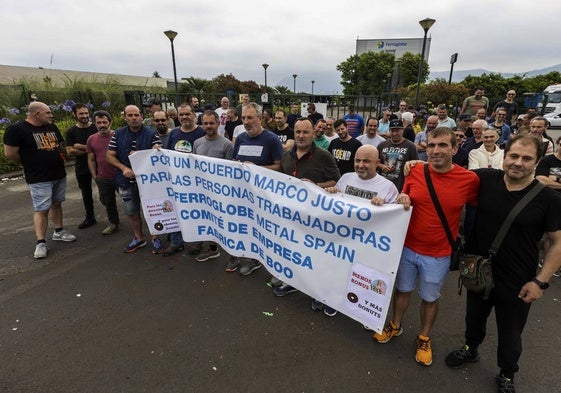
[544,112,561,129]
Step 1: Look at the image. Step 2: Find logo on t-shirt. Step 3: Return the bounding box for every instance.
[174,140,193,153]
[33,131,59,151]
[344,185,377,199]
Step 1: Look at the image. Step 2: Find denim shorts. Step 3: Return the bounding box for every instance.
[118,183,141,216]
[396,246,450,302]
[28,178,67,211]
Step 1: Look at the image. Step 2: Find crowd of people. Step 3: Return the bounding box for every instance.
[3,88,561,393]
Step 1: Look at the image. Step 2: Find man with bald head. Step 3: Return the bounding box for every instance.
[4,101,76,259]
[415,115,438,161]
[327,145,399,205]
[106,105,162,254]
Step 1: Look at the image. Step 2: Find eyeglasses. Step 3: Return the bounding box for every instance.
[454,134,466,139]
[507,94,515,96]
[153,119,167,123]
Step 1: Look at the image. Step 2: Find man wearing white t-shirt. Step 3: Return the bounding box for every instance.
[326,144,399,205]
[214,97,230,137]
[357,117,385,148]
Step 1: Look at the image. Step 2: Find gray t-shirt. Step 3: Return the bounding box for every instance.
[193,135,234,159]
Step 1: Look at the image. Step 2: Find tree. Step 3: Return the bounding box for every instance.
[274,85,291,94]
[212,73,243,94]
[179,77,215,94]
[152,71,161,78]
[337,51,394,95]
[399,52,429,87]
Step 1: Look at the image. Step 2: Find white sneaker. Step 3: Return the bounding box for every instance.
[34,243,48,259]
[52,229,77,242]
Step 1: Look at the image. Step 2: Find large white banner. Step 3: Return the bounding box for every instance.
[130,149,412,332]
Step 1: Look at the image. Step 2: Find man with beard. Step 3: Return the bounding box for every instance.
[3,102,77,259]
[233,102,284,275]
[66,103,97,229]
[313,119,330,150]
[445,134,561,393]
[224,108,242,141]
[86,110,120,235]
[357,117,385,148]
[328,119,362,175]
[190,110,234,263]
[65,103,98,229]
[273,110,295,152]
[377,120,418,191]
[461,87,489,117]
[151,110,172,148]
[164,103,206,255]
[436,104,456,129]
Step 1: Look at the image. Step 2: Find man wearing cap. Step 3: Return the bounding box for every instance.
[343,104,365,138]
[457,113,473,137]
[143,98,174,130]
[377,119,418,191]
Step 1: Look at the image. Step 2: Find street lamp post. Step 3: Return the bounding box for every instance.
[414,17,436,110]
[164,30,179,107]
[262,64,269,90]
[292,74,297,94]
[311,80,315,95]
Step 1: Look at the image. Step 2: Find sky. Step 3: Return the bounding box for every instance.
[2,0,561,94]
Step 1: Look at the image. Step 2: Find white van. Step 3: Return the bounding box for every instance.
[537,84,561,114]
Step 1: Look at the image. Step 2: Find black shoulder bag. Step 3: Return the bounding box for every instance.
[457,180,544,299]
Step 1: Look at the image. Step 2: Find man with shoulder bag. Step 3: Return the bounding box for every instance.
[373,127,479,367]
[446,133,561,393]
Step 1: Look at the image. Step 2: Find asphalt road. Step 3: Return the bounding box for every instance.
[1,173,560,393]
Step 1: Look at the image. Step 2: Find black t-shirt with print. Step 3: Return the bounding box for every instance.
[3,120,66,183]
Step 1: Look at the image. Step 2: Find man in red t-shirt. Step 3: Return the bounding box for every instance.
[373,127,480,367]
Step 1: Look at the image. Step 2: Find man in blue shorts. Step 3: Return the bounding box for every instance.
[3,101,77,259]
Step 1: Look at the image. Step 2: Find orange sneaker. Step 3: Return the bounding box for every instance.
[373,321,402,343]
[415,334,432,366]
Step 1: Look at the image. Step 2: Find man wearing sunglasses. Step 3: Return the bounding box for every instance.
[151,111,172,148]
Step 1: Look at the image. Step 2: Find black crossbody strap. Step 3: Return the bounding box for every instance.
[488,181,545,255]
[424,164,545,256]
[424,165,455,249]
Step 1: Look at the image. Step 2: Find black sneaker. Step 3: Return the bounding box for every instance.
[78,217,97,229]
[495,374,515,393]
[445,345,480,368]
[273,284,297,297]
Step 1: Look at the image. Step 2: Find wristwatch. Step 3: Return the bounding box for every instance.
[532,277,550,290]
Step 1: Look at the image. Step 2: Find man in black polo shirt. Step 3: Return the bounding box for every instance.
[273,117,340,301]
